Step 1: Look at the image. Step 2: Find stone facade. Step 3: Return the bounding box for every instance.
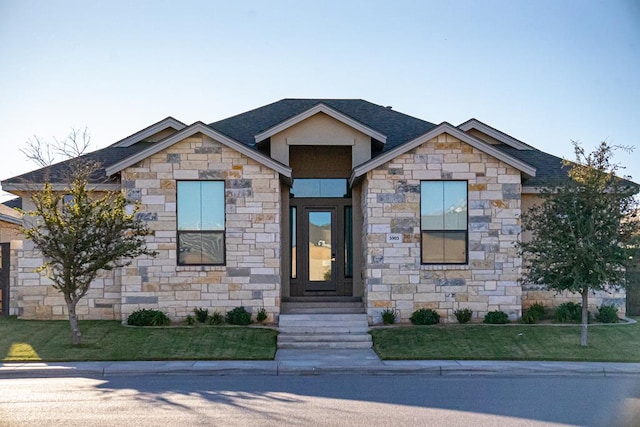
[363,133,522,323]
[10,132,282,323]
[118,133,281,323]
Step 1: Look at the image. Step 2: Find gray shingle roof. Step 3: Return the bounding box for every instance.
[208,99,437,152]
[6,98,618,189]
[2,142,155,185]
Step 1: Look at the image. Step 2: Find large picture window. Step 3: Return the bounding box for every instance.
[420,181,468,264]
[177,181,225,265]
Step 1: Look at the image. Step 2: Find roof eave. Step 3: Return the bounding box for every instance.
[458,119,533,150]
[112,117,187,147]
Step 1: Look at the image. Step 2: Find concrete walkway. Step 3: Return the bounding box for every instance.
[2,349,640,378]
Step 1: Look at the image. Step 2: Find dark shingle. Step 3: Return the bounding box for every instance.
[208,99,437,151]
[3,143,155,185]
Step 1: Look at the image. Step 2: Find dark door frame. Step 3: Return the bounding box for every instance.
[289,198,352,297]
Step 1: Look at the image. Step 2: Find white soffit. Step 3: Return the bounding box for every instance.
[254,103,387,144]
[113,117,187,147]
[458,119,532,150]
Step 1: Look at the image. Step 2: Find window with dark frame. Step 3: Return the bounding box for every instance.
[177,181,225,265]
[420,181,468,264]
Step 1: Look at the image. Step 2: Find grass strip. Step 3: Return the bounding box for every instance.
[0,318,277,362]
[371,320,640,362]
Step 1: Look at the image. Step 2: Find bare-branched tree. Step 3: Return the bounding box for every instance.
[20,127,92,167]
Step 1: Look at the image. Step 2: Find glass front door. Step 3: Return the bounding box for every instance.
[290,199,352,296]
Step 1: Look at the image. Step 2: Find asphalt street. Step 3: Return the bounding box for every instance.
[1,374,638,426]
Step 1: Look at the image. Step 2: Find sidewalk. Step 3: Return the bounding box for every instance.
[2,349,640,378]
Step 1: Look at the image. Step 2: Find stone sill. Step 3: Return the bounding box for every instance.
[421,265,470,271]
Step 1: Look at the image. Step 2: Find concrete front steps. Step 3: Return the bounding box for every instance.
[278,298,372,350]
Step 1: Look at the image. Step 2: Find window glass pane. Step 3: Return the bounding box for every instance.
[308,211,332,281]
[200,181,225,230]
[344,206,353,278]
[422,231,445,263]
[291,179,349,198]
[420,181,444,229]
[200,232,224,264]
[179,232,203,264]
[177,182,202,230]
[443,181,467,230]
[443,231,467,263]
[290,207,297,279]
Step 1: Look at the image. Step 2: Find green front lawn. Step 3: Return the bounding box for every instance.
[371,319,640,362]
[0,317,277,362]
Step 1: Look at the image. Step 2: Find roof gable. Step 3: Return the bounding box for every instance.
[112,117,186,147]
[105,122,292,179]
[254,103,387,144]
[458,119,532,150]
[351,122,537,184]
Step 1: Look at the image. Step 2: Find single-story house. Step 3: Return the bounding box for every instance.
[0,200,22,315]
[1,99,626,323]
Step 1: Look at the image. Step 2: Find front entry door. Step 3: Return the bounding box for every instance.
[290,199,352,296]
[304,208,336,291]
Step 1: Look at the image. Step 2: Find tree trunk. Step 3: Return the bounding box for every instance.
[581,290,589,347]
[67,300,82,345]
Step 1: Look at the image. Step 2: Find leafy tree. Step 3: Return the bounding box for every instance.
[519,141,639,346]
[22,162,156,345]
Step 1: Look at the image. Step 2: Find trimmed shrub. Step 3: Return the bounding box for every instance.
[528,302,546,320]
[184,315,196,326]
[193,307,209,323]
[554,302,583,323]
[454,308,473,324]
[596,304,620,323]
[521,302,546,324]
[226,306,252,325]
[381,309,397,325]
[521,310,538,324]
[127,309,170,326]
[256,307,268,324]
[410,308,440,325]
[206,311,225,325]
[484,310,509,324]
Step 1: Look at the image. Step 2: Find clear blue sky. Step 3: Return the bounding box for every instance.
[1,0,638,202]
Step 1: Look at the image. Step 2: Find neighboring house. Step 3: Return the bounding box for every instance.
[0,199,22,315]
[1,99,627,322]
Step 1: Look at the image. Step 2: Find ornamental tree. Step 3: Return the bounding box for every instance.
[22,163,156,345]
[519,141,639,347]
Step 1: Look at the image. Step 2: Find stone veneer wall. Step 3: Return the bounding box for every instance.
[522,287,627,316]
[12,195,121,320]
[119,133,281,323]
[363,133,522,323]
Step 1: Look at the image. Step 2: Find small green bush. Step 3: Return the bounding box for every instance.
[410,308,440,325]
[127,309,170,326]
[528,302,546,320]
[226,306,252,325]
[484,310,509,324]
[184,315,196,326]
[256,307,268,324]
[554,302,583,323]
[596,304,620,323]
[381,309,397,325]
[193,307,209,323]
[206,311,225,325]
[454,308,473,324]
[521,310,538,324]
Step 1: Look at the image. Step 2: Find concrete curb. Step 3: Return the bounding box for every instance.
[2,360,640,378]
